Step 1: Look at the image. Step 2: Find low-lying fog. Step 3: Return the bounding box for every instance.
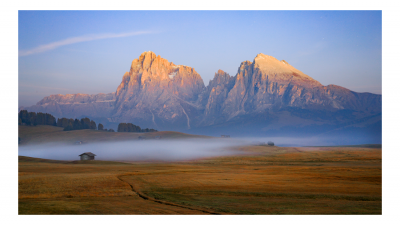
[18,138,250,162]
[237,136,357,147]
[18,136,372,162]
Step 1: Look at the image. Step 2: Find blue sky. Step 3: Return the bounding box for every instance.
[18,10,382,107]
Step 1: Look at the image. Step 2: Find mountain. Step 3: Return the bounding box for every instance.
[23,93,116,118]
[193,53,381,143]
[21,51,382,143]
[112,51,205,130]
[200,53,380,119]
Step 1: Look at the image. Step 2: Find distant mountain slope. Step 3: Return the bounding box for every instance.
[24,93,116,119]
[22,51,381,141]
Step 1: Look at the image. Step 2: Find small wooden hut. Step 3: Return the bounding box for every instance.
[79,152,96,160]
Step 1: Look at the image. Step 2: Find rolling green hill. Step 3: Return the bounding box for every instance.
[18,125,211,145]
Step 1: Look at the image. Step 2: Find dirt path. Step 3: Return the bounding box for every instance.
[117,174,221,215]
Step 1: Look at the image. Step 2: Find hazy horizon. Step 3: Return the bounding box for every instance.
[18,10,382,107]
[18,138,249,161]
[19,136,373,162]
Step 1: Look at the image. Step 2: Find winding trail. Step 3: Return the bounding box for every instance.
[117,174,220,215]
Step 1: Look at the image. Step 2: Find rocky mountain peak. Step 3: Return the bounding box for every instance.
[212,69,232,82]
[118,51,205,97]
[253,53,296,74]
[216,69,226,75]
[207,70,234,92]
[280,59,290,65]
[250,53,321,86]
[139,51,157,61]
[113,51,206,129]
[239,60,252,68]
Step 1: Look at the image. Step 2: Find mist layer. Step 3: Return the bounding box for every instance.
[18,138,248,162]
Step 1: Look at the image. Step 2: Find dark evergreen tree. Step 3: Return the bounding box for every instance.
[81,118,91,129]
[62,118,69,128]
[73,119,82,130]
[36,112,44,125]
[117,122,156,132]
[63,120,74,131]
[19,110,29,125]
[90,120,96,129]
[98,123,104,130]
[28,112,37,126]
[117,123,126,132]
[44,113,56,126]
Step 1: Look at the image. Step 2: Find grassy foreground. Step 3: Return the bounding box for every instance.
[19,145,381,214]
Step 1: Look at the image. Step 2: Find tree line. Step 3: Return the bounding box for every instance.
[56,117,97,131]
[19,110,56,126]
[18,110,114,132]
[117,123,157,133]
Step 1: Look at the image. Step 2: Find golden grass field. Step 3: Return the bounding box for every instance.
[18,126,381,214]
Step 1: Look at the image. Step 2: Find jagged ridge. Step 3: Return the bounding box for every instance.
[22,51,382,136]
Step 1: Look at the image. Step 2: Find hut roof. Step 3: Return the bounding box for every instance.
[79,152,96,157]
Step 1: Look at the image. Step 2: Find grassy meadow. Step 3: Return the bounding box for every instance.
[18,125,381,214]
[18,125,209,145]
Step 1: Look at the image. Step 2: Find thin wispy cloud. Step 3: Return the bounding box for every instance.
[19,31,153,56]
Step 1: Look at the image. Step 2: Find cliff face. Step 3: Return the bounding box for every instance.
[196,69,235,125]
[198,53,381,127]
[112,51,205,129]
[22,51,381,136]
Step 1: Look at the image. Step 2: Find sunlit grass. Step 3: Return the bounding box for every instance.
[18,145,381,214]
[121,147,381,214]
